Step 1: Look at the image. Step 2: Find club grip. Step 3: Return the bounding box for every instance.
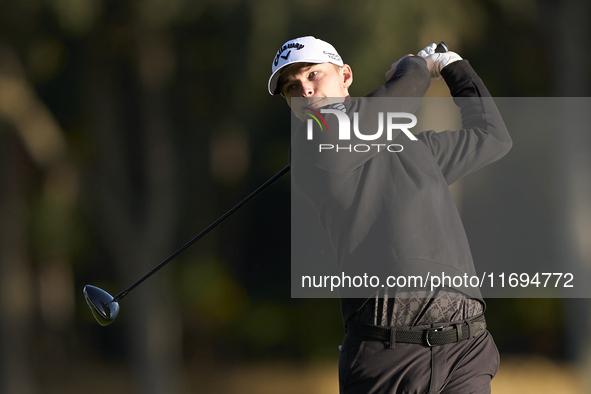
[435,41,448,53]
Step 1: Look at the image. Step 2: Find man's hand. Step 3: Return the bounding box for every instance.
[417,43,462,80]
[385,54,414,81]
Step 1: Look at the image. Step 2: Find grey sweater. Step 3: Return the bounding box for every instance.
[291,57,512,325]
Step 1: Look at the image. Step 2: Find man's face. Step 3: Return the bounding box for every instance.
[279,62,353,120]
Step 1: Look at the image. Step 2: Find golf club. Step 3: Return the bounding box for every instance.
[84,41,450,326]
[84,164,290,326]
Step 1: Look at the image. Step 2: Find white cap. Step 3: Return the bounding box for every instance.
[268,36,344,95]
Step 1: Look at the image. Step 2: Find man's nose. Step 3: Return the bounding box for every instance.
[301,82,314,97]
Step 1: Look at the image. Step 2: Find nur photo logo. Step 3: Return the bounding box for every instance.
[304,105,418,153]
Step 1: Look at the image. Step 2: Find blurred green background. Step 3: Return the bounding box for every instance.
[0,0,590,393]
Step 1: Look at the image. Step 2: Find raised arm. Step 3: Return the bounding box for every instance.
[367,55,431,98]
[416,60,513,184]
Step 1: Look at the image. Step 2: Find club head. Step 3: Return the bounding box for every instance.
[83,285,120,326]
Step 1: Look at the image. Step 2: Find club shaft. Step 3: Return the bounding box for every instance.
[113,164,291,302]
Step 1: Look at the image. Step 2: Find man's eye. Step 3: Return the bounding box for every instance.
[309,71,318,78]
[286,84,296,92]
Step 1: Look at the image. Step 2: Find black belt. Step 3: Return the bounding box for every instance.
[346,315,486,347]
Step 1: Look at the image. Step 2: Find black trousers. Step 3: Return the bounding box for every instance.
[339,327,499,394]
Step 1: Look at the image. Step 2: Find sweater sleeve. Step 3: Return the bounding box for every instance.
[416,60,512,185]
[366,56,431,98]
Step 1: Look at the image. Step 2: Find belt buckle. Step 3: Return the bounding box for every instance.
[425,326,444,347]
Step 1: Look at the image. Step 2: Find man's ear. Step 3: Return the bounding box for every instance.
[341,64,353,90]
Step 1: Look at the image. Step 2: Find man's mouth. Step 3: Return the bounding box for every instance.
[306,98,326,108]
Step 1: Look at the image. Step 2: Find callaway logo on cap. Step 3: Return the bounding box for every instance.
[268,36,344,95]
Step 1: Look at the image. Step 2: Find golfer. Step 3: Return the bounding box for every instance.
[269,36,511,393]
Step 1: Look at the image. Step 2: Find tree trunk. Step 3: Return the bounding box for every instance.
[0,133,36,394]
[548,0,591,391]
[83,21,183,394]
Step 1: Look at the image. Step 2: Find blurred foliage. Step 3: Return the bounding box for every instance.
[0,0,589,392]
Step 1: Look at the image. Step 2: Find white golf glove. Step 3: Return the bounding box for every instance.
[417,43,462,80]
